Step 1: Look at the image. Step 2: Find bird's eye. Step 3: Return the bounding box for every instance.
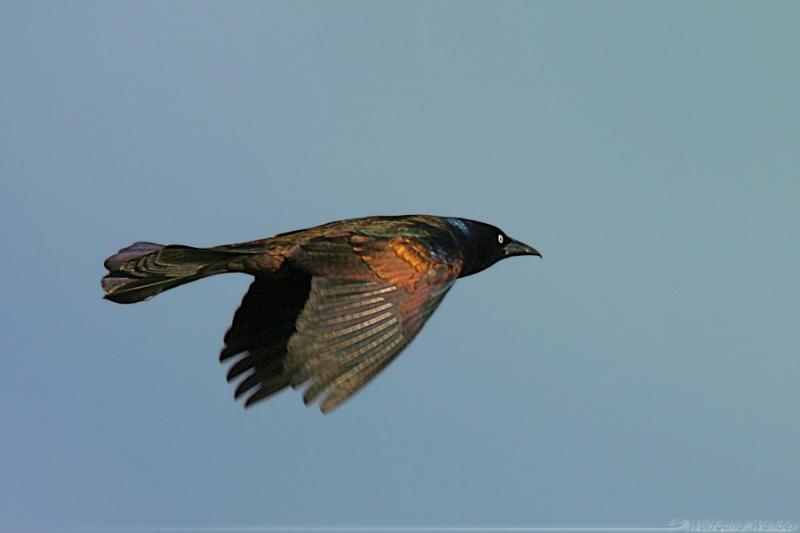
[497,234,504,244]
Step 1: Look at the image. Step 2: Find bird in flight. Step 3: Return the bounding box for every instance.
[102,215,541,413]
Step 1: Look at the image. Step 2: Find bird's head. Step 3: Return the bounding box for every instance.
[445,218,541,277]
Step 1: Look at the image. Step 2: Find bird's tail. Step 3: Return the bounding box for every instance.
[102,242,249,304]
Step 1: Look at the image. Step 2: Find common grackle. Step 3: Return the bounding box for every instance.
[102,215,541,413]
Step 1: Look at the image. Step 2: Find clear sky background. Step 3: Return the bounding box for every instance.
[1,1,798,530]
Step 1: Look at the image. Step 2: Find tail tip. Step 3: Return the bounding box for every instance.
[104,242,163,271]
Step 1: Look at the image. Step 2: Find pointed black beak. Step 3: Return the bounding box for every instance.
[503,239,541,258]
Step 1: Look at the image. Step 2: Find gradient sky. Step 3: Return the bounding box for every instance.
[1,1,798,531]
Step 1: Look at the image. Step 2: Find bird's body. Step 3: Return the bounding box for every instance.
[102,214,540,412]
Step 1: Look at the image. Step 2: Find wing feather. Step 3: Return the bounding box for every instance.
[286,275,454,412]
[219,271,311,407]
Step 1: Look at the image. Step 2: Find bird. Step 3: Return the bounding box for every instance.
[102,214,541,413]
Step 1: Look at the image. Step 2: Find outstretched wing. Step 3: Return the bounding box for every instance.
[220,220,462,412]
[286,276,454,412]
[219,269,312,408]
[285,231,461,412]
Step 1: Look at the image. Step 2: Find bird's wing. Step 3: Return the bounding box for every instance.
[219,270,312,408]
[285,232,461,412]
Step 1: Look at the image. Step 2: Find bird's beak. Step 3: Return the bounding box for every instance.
[504,239,542,258]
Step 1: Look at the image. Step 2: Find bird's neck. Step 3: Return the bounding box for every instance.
[445,218,493,278]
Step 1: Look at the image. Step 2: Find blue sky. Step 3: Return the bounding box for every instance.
[1,1,798,530]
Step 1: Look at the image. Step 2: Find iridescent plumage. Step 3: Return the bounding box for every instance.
[102,214,540,412]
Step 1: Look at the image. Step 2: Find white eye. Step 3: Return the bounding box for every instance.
[497,234,504,244]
